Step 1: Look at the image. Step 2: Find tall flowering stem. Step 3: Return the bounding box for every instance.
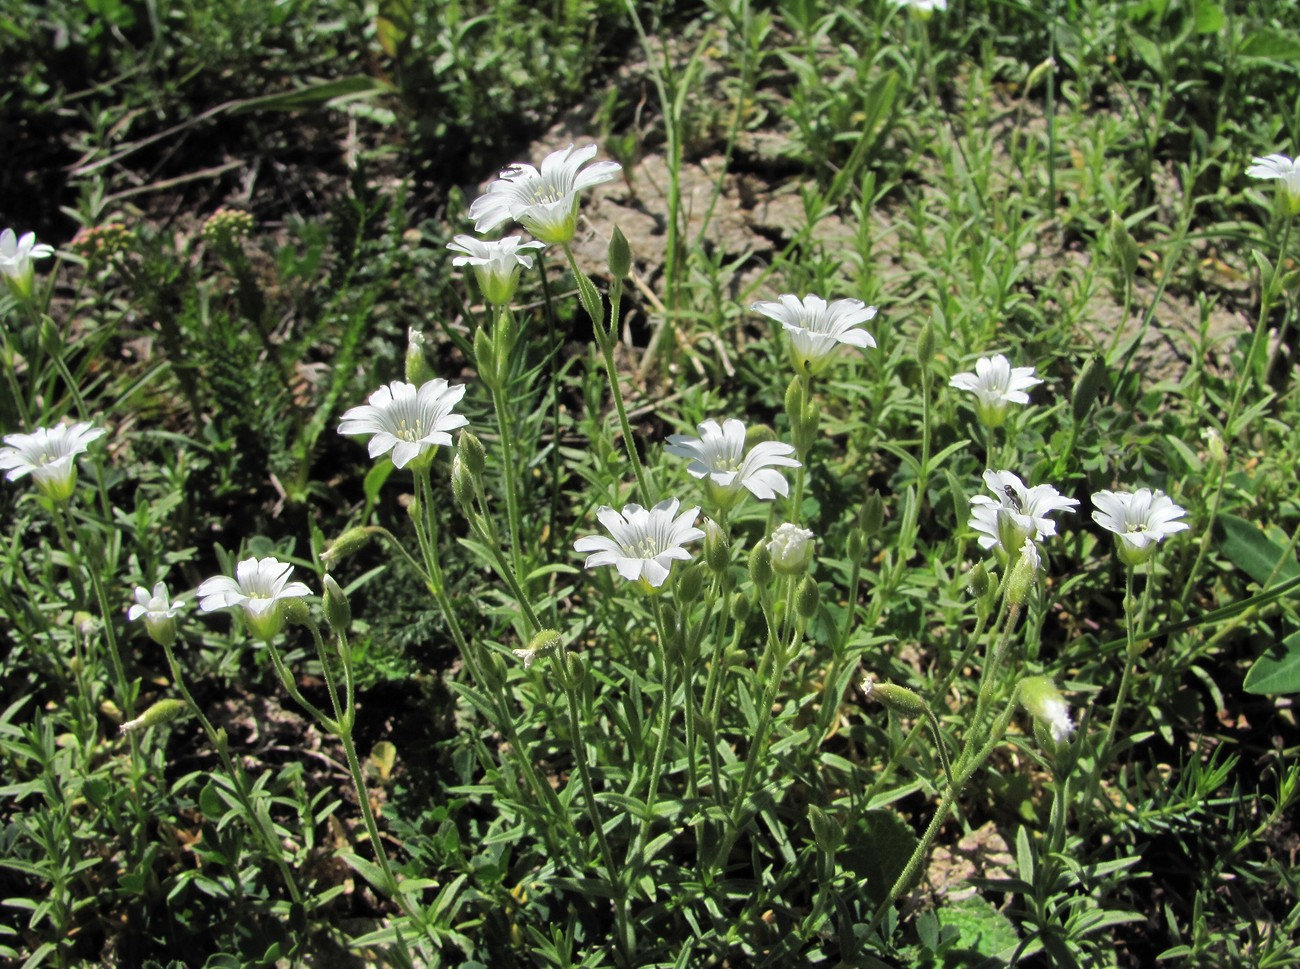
[480,305,528,584]
[566,243,654,505]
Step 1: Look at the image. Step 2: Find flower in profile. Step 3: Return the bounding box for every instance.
[574,498,704,590]
[768,522,815,576]
[949,354,1042,427]
[0,228,56,298]
[665,419,800,510]
[1091,488,1189,566]
[338,379,468,470]
[129,582,186,648]
[969,469,1078,552]
[750,294,877,375]
[447,234,546,306]
[198,556,312,641]
[468,144,623,246]
[0,421,105,503]
[1246,153,1300,215]
[1020,676,1074,746]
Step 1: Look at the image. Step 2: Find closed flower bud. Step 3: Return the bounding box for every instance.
[120,698,187,736]
[917,319,935,368]
[514,629,561,670]
[322,575,351,633]
[457,430,487,480]
[405,328,434,386]
[861,676,928,718]
[768,523,814,576]
[565,652,587,686]
[749,541,773,586]
[1071,354,1107,425]
[322,527,373,569]
[702,518,731,574]
[796,576,820,619]
[862,490,884,536]
[846,528,865,562]
[730,591,751,624]
[281,598,310,629]
[608,225,631,279]
[1006,539,1041,606]
[968,561,991,599]
[451,455,475,509]
[808,804,842,853]
[676,563,706,605]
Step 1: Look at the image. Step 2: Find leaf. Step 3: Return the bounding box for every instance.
[942,894,1020,957]
[231,76,395,115]
[1239,29,1300,61]
[1192,0,1225,33]
[340,852,389,894]
[1244,630,1300,695]
[1217,513,1300,585]
[841,809,919,907]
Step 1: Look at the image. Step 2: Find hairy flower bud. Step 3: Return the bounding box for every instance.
[704,518,730,574]
[322,575,352,634]
[608,225,631,279]
[1006,539,1041,606]
[1019,676,1074,746]
[861,676,928,718]
[322,527,373,569]
[120,698,187,736]
[796,576,820,619]
[749,541,773,587]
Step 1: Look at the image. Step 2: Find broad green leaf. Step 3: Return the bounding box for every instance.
[1192,0,1225,33]
[1239,29,1300,61]
[1217,513,1300,584]
[1244,630,1300,695]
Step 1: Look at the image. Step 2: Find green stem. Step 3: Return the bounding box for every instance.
[487,306,526,586]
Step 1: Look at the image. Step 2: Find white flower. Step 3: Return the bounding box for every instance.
[949,354,1042,427]
[0,228,55,296]
[574,498,704,589]
[1091,488,1189,566]
[338,379,468,470]
[969,470,1079,551]
[129,582,185,647]
[750,294,877,375]
[1246,153,1300,213]
[447,234,546,306]
[198,556,312,641]
[768,522,815,575]
[0,421,105,503]
[665,419,800,509]
[891,0,947,10]
[467,144,623,246]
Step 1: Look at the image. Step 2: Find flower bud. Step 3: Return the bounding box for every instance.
[322,575,352,633]
[676,563,705,605]
[451,455,475,509]
[457,430,487,480]
[405,328,434,386]
[749,541,773,586]
[565,652,587,686]
[704,518,730,574]
[768,523,814,576]
[607,225,631,279]
[120,698,187,736]
[917,318,935,369]
[322,527,373,569]
[968,561,991,599]
[1006,539,1041,606]
[796,576,820,619]
[808,804,842,853]
[846,528,865,562]
[1019,676,1074,745]
[730,592,751,624]
[862,490,884,537]
[1071,354,1107,425]
[860,676,928,718]
[280,598,310,628]
[514,629,561,670]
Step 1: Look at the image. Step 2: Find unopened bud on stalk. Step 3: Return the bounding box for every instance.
[1006,539,1041,606]
[917,319,935,369]
[281,598,310,629]
[1071,354,1107,425]
[120,698,187,736]
[847,529,865,562]
[405,328,433,386]
[862,490,884,536]
[730,592,751,624]
[451,455,475,509]
[749,541,773,586]
[860,676,928,718]
[322,527,372,569]
[607,225,631,279]
[322,575,351,633]
[796,576,820,619]
[704,518,730,574]
[473,326,498,387]
[457,430,487,480]
[808,804,842,853]
[968,561,991,599]
[676,564,705,605]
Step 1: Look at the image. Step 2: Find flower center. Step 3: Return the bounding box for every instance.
[630,536,663,558]
[528,183,567,205]
[393,417,426,442]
